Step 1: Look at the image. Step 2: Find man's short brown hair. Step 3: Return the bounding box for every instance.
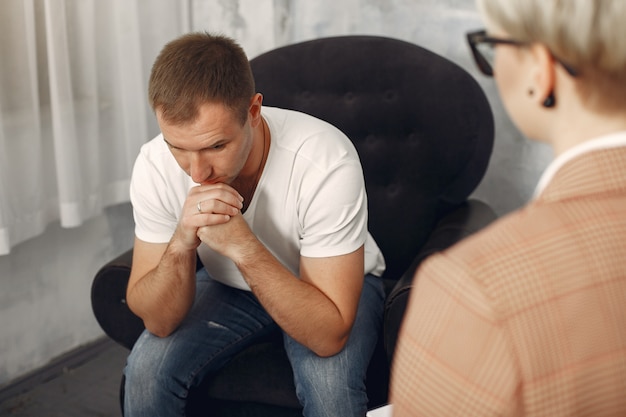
[148,32,255,125]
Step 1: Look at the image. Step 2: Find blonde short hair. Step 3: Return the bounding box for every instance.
[477,0,626,107]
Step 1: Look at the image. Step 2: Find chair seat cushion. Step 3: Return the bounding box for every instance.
[204,338,301,408]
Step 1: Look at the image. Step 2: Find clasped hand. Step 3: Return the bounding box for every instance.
[174,183,251,258]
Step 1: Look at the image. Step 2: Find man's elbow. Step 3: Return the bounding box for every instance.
[312,334,350,358]
[127,297,180,338]
[143,320,178,338]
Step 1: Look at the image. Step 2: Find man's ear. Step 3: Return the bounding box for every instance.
[248,93,264,126]
[529,44,557,105]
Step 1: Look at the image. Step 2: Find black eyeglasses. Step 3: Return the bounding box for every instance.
[466,30,578,77]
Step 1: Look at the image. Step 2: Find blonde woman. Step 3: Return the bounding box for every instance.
[390,1,626,415]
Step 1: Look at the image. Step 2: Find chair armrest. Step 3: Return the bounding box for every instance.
[90,248,144,350]
[90,248,207,350]
[383,199,497,363]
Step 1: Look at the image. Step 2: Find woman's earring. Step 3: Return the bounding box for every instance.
[542,92,556,108]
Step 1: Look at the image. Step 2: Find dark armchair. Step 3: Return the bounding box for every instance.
[91,35,496,416]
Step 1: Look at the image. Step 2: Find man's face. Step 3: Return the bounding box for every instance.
[157,102,254,185]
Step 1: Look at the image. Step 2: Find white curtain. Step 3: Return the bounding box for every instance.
[0,0,189,255]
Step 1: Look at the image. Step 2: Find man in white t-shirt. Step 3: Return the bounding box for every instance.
[123,32,386,417]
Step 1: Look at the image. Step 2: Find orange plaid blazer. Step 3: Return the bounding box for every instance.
[390,144,626,416]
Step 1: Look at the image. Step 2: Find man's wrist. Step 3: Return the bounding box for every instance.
[233,237,266,269]
[165,235,199,264]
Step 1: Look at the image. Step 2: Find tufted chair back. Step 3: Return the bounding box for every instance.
[250,35,494,281]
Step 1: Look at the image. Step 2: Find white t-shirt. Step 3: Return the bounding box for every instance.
[130,107,386,290]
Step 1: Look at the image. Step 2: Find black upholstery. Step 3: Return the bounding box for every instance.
[252,35,493,280]
[91,35,496,416]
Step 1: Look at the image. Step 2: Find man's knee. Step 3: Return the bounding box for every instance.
[124,332,188,398]
[290,351,368,416]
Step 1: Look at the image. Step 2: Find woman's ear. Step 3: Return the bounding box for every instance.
[529,44,557,107]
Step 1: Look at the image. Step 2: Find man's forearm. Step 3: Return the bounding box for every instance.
[127,241,198,337]
[235,240,358,357]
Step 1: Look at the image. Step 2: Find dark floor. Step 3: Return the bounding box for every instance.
[0,338,128,417]
[0,338,390,417]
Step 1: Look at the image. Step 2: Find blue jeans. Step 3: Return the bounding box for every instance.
[123,269,385,417]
